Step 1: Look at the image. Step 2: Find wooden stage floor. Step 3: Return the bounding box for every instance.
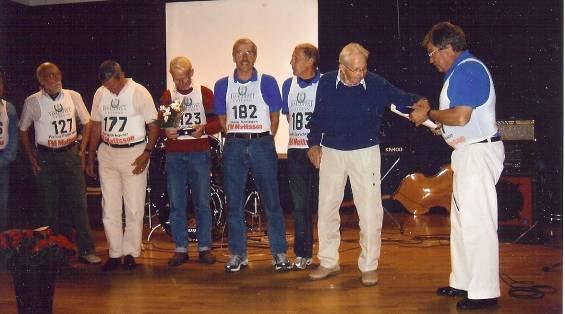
[0,211,562,313]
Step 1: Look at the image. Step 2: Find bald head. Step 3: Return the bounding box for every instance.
[36,62,62,95]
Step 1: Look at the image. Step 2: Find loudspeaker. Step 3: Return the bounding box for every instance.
[497,176,534,227]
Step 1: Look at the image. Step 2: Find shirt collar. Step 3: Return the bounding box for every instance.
[336,69,366,89]
[444,50,473,80]
[233,68,258,83]
[297,69,321,88]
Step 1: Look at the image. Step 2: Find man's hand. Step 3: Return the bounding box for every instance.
[409,98,431,126]
[85,154,97,178]
[29,155,41,176]
[131,151,150,175]
[165,128,179,140]
[191,125,206,138]
[307,145,322,169]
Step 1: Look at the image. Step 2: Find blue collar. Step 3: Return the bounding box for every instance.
[233,68,258,83]
[297,69,321,88]
[444,50,474,80]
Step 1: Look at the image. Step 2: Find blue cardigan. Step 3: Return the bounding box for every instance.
[307,70,419,151]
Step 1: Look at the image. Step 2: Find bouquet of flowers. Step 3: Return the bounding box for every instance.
[0,227,75,270]
[155,100,185,129]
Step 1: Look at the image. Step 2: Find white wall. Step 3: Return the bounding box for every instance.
[166,0,318,154]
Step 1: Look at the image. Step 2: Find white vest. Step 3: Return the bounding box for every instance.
[35,90,78,148]
[225,73,270,133]
[98,81,146,145]
[440,58,497,149]
[0,100,8,150]
[287,76,318,148]
[171,86,207,140]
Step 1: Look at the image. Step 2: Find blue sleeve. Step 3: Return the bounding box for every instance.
[372,74,420,113]
[260,74,282,112]
[307,75,330,147]
[0,102,19,168]
[281,78,292,115]
[213,77,229,115]
[447,61,490,108]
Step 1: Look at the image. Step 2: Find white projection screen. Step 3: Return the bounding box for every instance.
[166,0,318,154]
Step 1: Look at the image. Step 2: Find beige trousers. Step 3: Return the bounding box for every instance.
[317,145,383,272]
[98,143,148,258]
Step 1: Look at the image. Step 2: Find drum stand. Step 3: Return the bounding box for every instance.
[146,184,166,241]
[381,156,404,234]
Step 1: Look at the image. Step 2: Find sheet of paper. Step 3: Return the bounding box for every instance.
[390,104,438,130]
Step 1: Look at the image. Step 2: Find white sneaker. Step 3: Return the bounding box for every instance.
[79,253,102,264]
[293,257,313,270]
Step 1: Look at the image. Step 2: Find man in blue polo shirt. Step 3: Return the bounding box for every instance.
[214,38,290,272]
[281,43,321,270]
[307,43,427,286]
[0,72,18,231]
[411,22,504,310]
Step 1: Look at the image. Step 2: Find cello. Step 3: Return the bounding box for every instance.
[390,164,453,215]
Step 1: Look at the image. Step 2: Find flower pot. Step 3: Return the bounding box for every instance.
[11,264,58,314]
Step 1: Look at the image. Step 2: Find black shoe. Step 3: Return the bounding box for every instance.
[123,255,137,270]
[456,297,498,310]
[168,253,189,267]
[198,250,216,264]
[102,257,122,272]
[437,286,467,297]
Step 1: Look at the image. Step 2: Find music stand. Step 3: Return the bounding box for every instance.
[381,156,404,234]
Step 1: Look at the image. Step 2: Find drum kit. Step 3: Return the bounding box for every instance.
[145,134,265,242]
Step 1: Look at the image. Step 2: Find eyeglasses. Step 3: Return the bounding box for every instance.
[427,47,444,57]
[342,63,367,74]
[173,76,191,85]
[234,50,256,57]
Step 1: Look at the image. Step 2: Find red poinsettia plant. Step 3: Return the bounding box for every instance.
[0,227,75,270]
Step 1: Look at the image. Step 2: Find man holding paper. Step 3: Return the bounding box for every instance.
[410,22,504,310]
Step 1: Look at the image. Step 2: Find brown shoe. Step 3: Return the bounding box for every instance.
[309,265,340,280]
[168,252,189,267]
[361,271,378,286]
[198,250,216,264]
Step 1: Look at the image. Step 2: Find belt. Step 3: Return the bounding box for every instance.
[37,143,75,152]
[227,131,270,139]
[103,140,145,148]
[178,129,195,136]
[476,136,501,144]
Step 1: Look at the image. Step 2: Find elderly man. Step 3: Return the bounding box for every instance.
[19,62,101,264]
[281,43,321,270]
[86,60,158,271]
[159,56,221,267]
[410,22,504,310]
[214,38,290,272]
[307,43,427,286]
[0,72,18,231]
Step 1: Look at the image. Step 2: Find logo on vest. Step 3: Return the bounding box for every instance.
[238,86,247,96]
[296,92,306,104]
[54,103,64,113]
[181,97,193,107]
[110,98,120,109]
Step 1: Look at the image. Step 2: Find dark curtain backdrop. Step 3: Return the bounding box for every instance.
[0,0,561,226]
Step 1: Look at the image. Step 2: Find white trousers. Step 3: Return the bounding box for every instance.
[317,145,383,272]
[98,143,148,258]
[449,141,504,299]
